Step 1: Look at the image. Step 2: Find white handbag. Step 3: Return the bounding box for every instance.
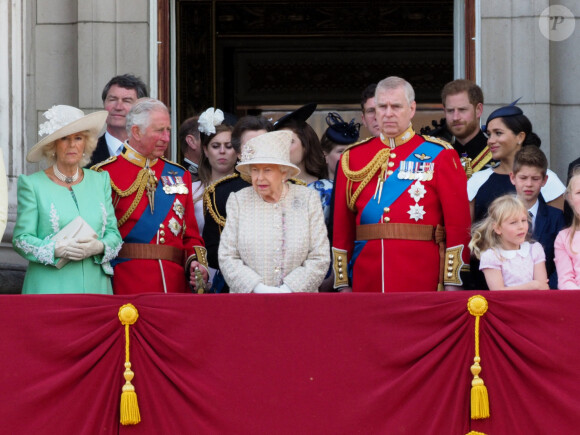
[52,216,97,269]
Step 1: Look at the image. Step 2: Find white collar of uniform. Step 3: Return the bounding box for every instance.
[498,241,531,259]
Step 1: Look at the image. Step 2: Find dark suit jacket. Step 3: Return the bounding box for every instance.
[88,135,112,168]
[564,157,580,225]
[533,196,565,289]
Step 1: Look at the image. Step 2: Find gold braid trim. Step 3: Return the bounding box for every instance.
[203,174,240,229]
[341,148,390,211]
[109,169,151,227]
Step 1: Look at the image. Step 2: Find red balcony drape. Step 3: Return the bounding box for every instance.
[0,291,578,434]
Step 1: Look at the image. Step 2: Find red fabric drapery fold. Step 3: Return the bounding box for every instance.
[0,291,578,434]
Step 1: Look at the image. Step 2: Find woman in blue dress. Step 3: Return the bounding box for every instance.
[468,101,565,223]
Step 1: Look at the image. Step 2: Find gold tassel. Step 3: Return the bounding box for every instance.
[467,295,490,420]
[466,432,487,435]
[118,304,141,425]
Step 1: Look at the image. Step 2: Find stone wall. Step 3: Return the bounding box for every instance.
[481,0,580,180]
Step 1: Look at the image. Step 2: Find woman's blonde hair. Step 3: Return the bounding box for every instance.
[41,130,97,168]
[565,167,580,251]
[469,194,530,259]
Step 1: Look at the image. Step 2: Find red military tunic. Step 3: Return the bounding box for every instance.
[95,145,206,294]
[332,125,471,292]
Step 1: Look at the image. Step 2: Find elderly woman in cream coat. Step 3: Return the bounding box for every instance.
[218,130,330,293]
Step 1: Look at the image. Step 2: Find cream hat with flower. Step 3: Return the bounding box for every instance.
[27,105,108,163]
[236,130,300,178]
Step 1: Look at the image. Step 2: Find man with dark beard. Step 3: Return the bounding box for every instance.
[441,79,493,174]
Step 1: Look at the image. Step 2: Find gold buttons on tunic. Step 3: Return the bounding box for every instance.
[390,153,396,158]
[387,170,393,176]
[383,207,390,213]
[388,161,395,168]
[384,217,390,223]
[160,230,165,237]
[159,224,165,229]
[159,238,165,244]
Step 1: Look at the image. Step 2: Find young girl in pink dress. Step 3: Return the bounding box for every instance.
[469,194,549,290]
[554,168,580,289]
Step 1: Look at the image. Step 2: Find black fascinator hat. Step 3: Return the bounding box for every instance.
[274,103,317,130]
[324,112,361,145]
[485,98,523,127]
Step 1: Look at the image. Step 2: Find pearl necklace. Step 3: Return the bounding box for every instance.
[53,164,79,184]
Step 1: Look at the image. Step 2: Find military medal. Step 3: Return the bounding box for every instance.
[408,180,426,202]
[173,199,185,219]
[175,176,189,194]
[407,203,426,221]
[162,176,176,194]
[425,163,434,181]
[168,217,182,236]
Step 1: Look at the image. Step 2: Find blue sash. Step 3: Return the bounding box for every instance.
[349,141,443,278]
[124,163,183,244]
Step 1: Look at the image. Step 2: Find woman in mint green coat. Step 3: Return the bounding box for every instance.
[13,105,123,294]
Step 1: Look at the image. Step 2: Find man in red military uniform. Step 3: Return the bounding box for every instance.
[94,98,208,294]
[332,76,471,292]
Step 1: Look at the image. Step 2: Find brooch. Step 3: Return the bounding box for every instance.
[240,143,255,162]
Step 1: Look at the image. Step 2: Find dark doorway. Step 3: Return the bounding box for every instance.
[176,0,454,124]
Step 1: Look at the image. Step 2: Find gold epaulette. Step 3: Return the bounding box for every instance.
[160,156,186,171]
[203,173,241,228]
[289,178,307,186]
[422,135,454,150]
[90,155,117,171]
[343,136,375,152]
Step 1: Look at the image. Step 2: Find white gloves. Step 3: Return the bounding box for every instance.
[71,238,104,260]
[54,238,104,261]
[54,238,83,260]
[253,283,293,294]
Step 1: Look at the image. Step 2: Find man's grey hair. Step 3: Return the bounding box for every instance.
[126,98,168,137]
[376,76,415,105]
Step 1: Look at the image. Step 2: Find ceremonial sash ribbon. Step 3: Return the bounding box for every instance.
[124,164,183,244]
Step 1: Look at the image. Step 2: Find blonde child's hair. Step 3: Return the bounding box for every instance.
[565,167,580,251]
[469,194,531,259]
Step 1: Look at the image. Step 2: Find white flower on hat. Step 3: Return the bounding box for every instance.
[38,105,84,137]
[240,143,255,162]
[198,107,224,135]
